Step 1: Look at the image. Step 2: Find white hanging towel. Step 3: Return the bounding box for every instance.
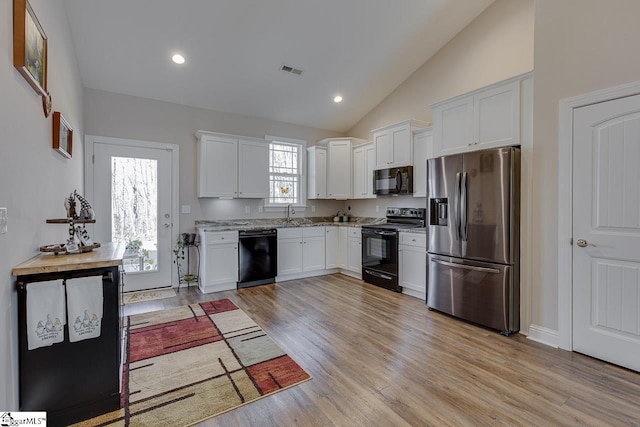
[66,277,103,342]
[27,280,66,350]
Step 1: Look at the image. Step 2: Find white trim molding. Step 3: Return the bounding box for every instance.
[557,80,640,351]
[527,324,559,348]
[84,134,181,283]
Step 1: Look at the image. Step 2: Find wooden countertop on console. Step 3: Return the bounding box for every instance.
[12,242,125,276]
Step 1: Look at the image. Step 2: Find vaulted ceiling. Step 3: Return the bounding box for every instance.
[64,0,494,132]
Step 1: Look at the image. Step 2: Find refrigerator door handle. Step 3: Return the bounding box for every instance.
[432,258,500,274]
[455,172,461,240]
[461,172,469,241]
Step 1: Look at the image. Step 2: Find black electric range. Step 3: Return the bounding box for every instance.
[361,207,426,292]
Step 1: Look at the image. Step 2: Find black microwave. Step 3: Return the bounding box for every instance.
[374,166,413,195]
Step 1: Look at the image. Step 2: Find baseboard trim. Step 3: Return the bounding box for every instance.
[527,324,560,348]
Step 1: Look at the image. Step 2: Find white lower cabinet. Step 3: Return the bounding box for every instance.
[277,227,326,277]
[198,230,238,293]
[347,228,362,275]
[398,232,427,300]
[325,226,340,269]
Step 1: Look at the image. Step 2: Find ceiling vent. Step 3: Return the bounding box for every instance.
[280,64,303,76]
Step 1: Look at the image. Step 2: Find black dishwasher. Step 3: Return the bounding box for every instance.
[238,229,277,288]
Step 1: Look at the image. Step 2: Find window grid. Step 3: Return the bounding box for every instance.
[269,142,300,205]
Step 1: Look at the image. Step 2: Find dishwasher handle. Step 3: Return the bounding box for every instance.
[239,229,277,237]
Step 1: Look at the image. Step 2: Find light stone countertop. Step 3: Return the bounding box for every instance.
[195,216,385,232]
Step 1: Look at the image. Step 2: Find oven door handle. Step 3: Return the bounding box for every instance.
[363,229,397,236]
[364,269,394,280]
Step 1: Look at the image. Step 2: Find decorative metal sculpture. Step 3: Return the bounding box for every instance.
[74,190,95,220]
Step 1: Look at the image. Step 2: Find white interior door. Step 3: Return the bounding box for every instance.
[572,93,640,372]
[88,137,176,292]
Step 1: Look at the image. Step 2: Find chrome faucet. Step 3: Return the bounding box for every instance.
[286,204,296,223]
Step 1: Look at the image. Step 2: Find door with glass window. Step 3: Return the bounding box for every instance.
[88,138,175,292]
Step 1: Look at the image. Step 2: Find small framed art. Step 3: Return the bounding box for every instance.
[53,112,73,159]
[13,0,48,97]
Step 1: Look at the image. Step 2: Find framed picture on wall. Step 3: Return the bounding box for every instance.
[13,0,48,97]
[53,112,73,159]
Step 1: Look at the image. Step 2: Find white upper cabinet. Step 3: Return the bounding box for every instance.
[197,131,269,198]
[412,127,433,198]
[431,72,532,157]
[238,138,269,198]
[197,133,238,197]
[352,142,376,199]
[316,137,365,200]
[327,139,352,199]
[372,120,428,169]
[307,146,327,199]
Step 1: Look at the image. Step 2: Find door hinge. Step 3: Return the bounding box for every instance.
[92,154,95,164]
[569,237,573,245]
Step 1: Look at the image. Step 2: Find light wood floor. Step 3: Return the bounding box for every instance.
[124,274,640,426]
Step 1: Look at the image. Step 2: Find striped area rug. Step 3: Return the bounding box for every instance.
[74,299,311,426]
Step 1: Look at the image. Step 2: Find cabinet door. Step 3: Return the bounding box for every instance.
[277,238,303,275]
[434,95,474,157]
[364,144,376,198]
[203,243,238,290]
[374,131,392,168]
[338,227,348,269]
[413,129,433,198]
[474,81,520,149]
[353,146,366,199]
[198,134,238,197]
[399,245,426,298]
[303,236,326,272]
[325,226,340,268]
[327,140,351,199]
[390,124,411,167]
[238,139,269,198]
[308,147,327,199]
[347,236,362,273]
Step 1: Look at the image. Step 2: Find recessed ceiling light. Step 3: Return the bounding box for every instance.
[172,54,185,64]
[334,95,343,103]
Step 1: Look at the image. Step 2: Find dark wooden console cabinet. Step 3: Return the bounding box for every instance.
[12,243,125,427]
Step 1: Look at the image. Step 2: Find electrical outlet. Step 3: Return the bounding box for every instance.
[375,205,379,213]
[181,205,191,214]
[0,207,7,234]
[245,205,251,214]
[258,205,264,213]
[311,205,316,213]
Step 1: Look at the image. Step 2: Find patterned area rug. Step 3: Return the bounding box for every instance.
[74,299,311,426]
[122,288,176,304]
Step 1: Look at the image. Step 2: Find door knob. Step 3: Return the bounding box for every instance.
[163,223,172,228]
[576,239,595,247]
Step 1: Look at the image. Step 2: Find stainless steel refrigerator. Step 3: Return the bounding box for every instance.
[426,147,520,335]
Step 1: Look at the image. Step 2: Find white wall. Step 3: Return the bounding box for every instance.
[531,0,640,333]
[0,0,84,409]
[346,0,534,224]
[83,89,345,230]
[348,0,534,138]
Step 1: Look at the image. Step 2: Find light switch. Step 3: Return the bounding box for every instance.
[245,205,251,214]
[0,207,7,234]
[181,205,191,214]
[311,205,316,213]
